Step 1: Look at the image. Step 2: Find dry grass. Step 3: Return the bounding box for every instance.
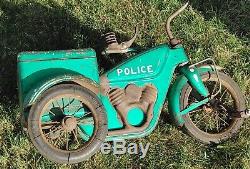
[0,0,249,168]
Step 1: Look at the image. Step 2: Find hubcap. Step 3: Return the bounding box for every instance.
[40,95,96,151]
[62,116,77,132]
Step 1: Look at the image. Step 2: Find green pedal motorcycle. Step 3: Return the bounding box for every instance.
[17,2,249,164]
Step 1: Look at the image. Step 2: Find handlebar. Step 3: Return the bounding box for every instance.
[166,2,189,46]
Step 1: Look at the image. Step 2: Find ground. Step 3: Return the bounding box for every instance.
[0,0,249,168]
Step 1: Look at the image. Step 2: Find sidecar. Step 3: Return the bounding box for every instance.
[17,49,100,125]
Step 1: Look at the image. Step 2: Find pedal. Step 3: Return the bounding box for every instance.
[240,109,250,118]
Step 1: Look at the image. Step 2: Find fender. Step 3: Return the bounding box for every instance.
[22,74,99,111]
[168,64,224,126]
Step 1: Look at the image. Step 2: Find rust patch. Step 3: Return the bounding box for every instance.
[100,75,110,95]
[107,84,158,135]
[73,76,99,94]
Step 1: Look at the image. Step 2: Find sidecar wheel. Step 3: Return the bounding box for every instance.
[180,72,245,144]
[28,84,107,164]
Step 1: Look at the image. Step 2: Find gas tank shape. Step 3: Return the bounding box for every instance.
[107,44,170,82]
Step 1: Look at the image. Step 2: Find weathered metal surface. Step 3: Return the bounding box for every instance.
[168,64,225,126]
[16,3,249,163]
[102,44,190,139]
[17,42,215,141]
[102,27,138,54]
[166,2,189,47]
[107,84,157,135]
[18,49,99,127]
[38,89,97,153]
[18,48,96,62]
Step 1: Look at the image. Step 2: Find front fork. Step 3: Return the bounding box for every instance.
[178,65,210,116]
[180,65,209,97]
[179,64,250,119]
[169,62,249,126]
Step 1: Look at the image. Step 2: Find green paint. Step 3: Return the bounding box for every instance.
[180,98,209,115]
[168,75,189,125]
[18,44,217,141]
[104,44,190,140]
[180,65,209,97]
[127,108,145,126]
[18,49,96,62]
[101,96,124,129]
[40,96,95,140]
[168,65,219,126]
[18,49,99,115]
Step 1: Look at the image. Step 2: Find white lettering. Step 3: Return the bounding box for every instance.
[130,67,137,74]
[141,66,146,73]
[100,140,150,158]
[100,142,111,154]
[137,66,141,74]
[116,65,154,76]
[139,142,150,158]
[127,143,138,155]
[117,69,123,76]
[147,65,153,73]
[124,68,130,75]
[113,140,126,155]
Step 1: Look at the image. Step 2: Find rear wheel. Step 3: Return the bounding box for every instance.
[28,84,107,164]
[180,72,245,144]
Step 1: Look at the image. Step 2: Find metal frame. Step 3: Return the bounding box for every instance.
[189,58,222,99]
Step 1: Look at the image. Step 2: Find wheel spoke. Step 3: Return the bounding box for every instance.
[211,82,218,95]
[77,116,94,125]
[65,131,69,150]
[41,121,60,129]
[219,105,227,112]
[218,116,229,126]
[68,97,71,113]
[62,98,65,111]
[219,89,227,101]
[224,99,234,105]
[215,112,220,132]
[73,101,84,116]
[83,111,91,117]
[55,99,64,113]
[194,113,209,126]
[52,102,55,108]
[78,126,90,140]
[48,109,56,116]
[44,126,63,136]
[72,129,80,145]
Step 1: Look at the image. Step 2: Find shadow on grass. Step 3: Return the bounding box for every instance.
[0,0,133,104]
[182,0,249,86]
[187,0,250,40]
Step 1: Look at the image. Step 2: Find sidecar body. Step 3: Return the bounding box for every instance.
[17,49,99,121]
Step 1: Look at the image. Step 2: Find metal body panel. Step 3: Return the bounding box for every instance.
[102,44,190,140]
[17,45,213,141]
[18,48,96,62]
[18,49,99,114]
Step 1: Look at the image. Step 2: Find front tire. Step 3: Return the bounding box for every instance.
[28,84,108,164]
[180,72,245,144]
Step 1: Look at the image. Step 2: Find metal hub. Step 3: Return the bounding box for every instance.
[62,116,77,132]
[204,106,213,113]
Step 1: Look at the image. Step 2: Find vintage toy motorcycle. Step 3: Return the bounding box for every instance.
[17,3,249,164]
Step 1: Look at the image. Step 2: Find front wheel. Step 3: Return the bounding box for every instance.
[28,84,108,164]
[180,72,246,144]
